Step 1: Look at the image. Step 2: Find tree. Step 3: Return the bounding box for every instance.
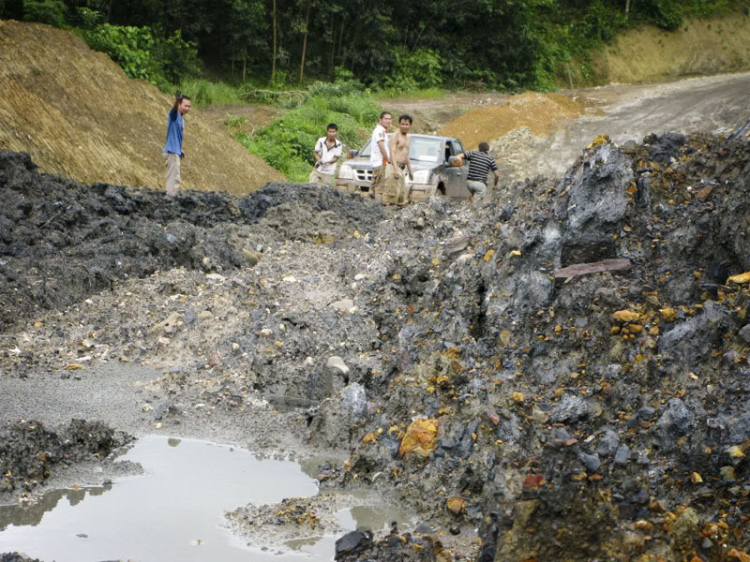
[299,0,310,83]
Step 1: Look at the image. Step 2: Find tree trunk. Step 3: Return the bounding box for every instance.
[329,19,335,79]
[625,0,631,17]
[243,56,247,82]
[272,0,277,80]
[299,0,312,84]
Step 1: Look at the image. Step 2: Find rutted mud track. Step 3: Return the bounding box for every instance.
[3,127,750,561]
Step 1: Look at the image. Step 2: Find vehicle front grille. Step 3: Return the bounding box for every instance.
[355,169,373,182]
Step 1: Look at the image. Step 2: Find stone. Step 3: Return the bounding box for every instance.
[334,530,373,558]
[340,383,366,418]
[596,429,620,458]
[326,356,350,375]
[614,445,630,466]
[399,418,438,458]
[579,452,601,473]
[739,324,750,344]
[331,299,355,313]
[656,398,695,452]
[550,394,590,423]
[720,466,736,482]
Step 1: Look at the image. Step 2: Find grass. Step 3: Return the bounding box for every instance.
[372,87,448,100]
[178,77,243,107]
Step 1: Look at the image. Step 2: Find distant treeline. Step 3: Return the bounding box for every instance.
[2,0,747,89]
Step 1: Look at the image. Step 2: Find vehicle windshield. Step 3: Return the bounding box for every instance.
[359,137,443,163]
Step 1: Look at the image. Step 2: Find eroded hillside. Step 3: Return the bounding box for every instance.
[0,20,284,194]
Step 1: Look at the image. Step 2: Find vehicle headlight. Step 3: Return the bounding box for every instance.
[338,164,353,180]
[409,169,431,184]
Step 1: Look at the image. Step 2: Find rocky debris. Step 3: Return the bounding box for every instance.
[0,555,42,562]
[225,494,390,550]
[335,528,446,561]
[4,130,750,560]
[0,151,386,330]
[0,419,132,496]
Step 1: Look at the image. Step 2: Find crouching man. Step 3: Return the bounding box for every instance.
[309,123,343,185]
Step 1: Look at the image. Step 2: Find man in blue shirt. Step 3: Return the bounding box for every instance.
[163,93,192,196]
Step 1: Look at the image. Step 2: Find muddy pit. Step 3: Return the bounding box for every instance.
[0,435,410,561]
[3,128,750,561]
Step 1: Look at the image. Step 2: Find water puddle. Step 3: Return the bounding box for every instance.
[0,436,410,561]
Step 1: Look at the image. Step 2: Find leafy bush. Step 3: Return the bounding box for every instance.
[23,0,66,27]
[83,23,199,90]
[84,24,159,81]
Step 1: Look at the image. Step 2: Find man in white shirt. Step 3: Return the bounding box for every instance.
[369,111,392,199]
[309,123,343,185]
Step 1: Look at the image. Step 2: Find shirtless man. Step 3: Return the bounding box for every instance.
[385,114,414,205]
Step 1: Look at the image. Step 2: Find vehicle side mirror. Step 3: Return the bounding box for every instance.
[348,150,359,158]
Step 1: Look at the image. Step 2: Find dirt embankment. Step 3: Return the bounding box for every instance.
[0,20,284,194]
[590,13,750,85]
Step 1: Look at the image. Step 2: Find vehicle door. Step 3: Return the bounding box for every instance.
[450,140,470,199]
[440,140,462,198]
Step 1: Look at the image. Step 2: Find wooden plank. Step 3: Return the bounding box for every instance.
[555,258,631,281]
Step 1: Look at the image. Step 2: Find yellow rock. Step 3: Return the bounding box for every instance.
[727,271,750,285]
[613,310,641,323]
[483,249,495,262]
[628,324,644,333]
[728,445,746,458]
[512,391,525,403]
[690,472,703,484]
[66,363,84,370]
[509,250,522,258]
[446,497,466,514]
[500,330,511,347]
[399,418,438,458]
[362,432,378,444]
[660,307,676,322]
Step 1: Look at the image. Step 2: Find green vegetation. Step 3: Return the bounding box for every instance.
[234,80,379,182]
[178,77,243,107]
[4,0,747,93]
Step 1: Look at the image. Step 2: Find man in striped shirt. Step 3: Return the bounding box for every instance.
[457,142,499,203]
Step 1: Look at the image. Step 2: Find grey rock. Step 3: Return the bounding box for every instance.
[596,429,620,458]
[340,383,366,418]
[728,413,750,444]
[656,398,695,452]
[614,445,630,465]
[579,452,601,473]
[739,324,750,344]
[550,394,590,423]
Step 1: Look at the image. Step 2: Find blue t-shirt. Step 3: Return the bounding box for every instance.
[163,108,184,155]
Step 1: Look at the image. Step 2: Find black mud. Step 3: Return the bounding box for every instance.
[0,152,385,330]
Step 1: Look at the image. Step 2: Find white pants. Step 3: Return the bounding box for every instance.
[467,180,487,202]
[164,153,181,196]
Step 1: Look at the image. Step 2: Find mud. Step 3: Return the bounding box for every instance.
[0,419,131,496]
[3,126,750,561]
[0,151,385,331]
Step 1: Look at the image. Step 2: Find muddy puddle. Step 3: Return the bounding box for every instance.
[0,436,410,561]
